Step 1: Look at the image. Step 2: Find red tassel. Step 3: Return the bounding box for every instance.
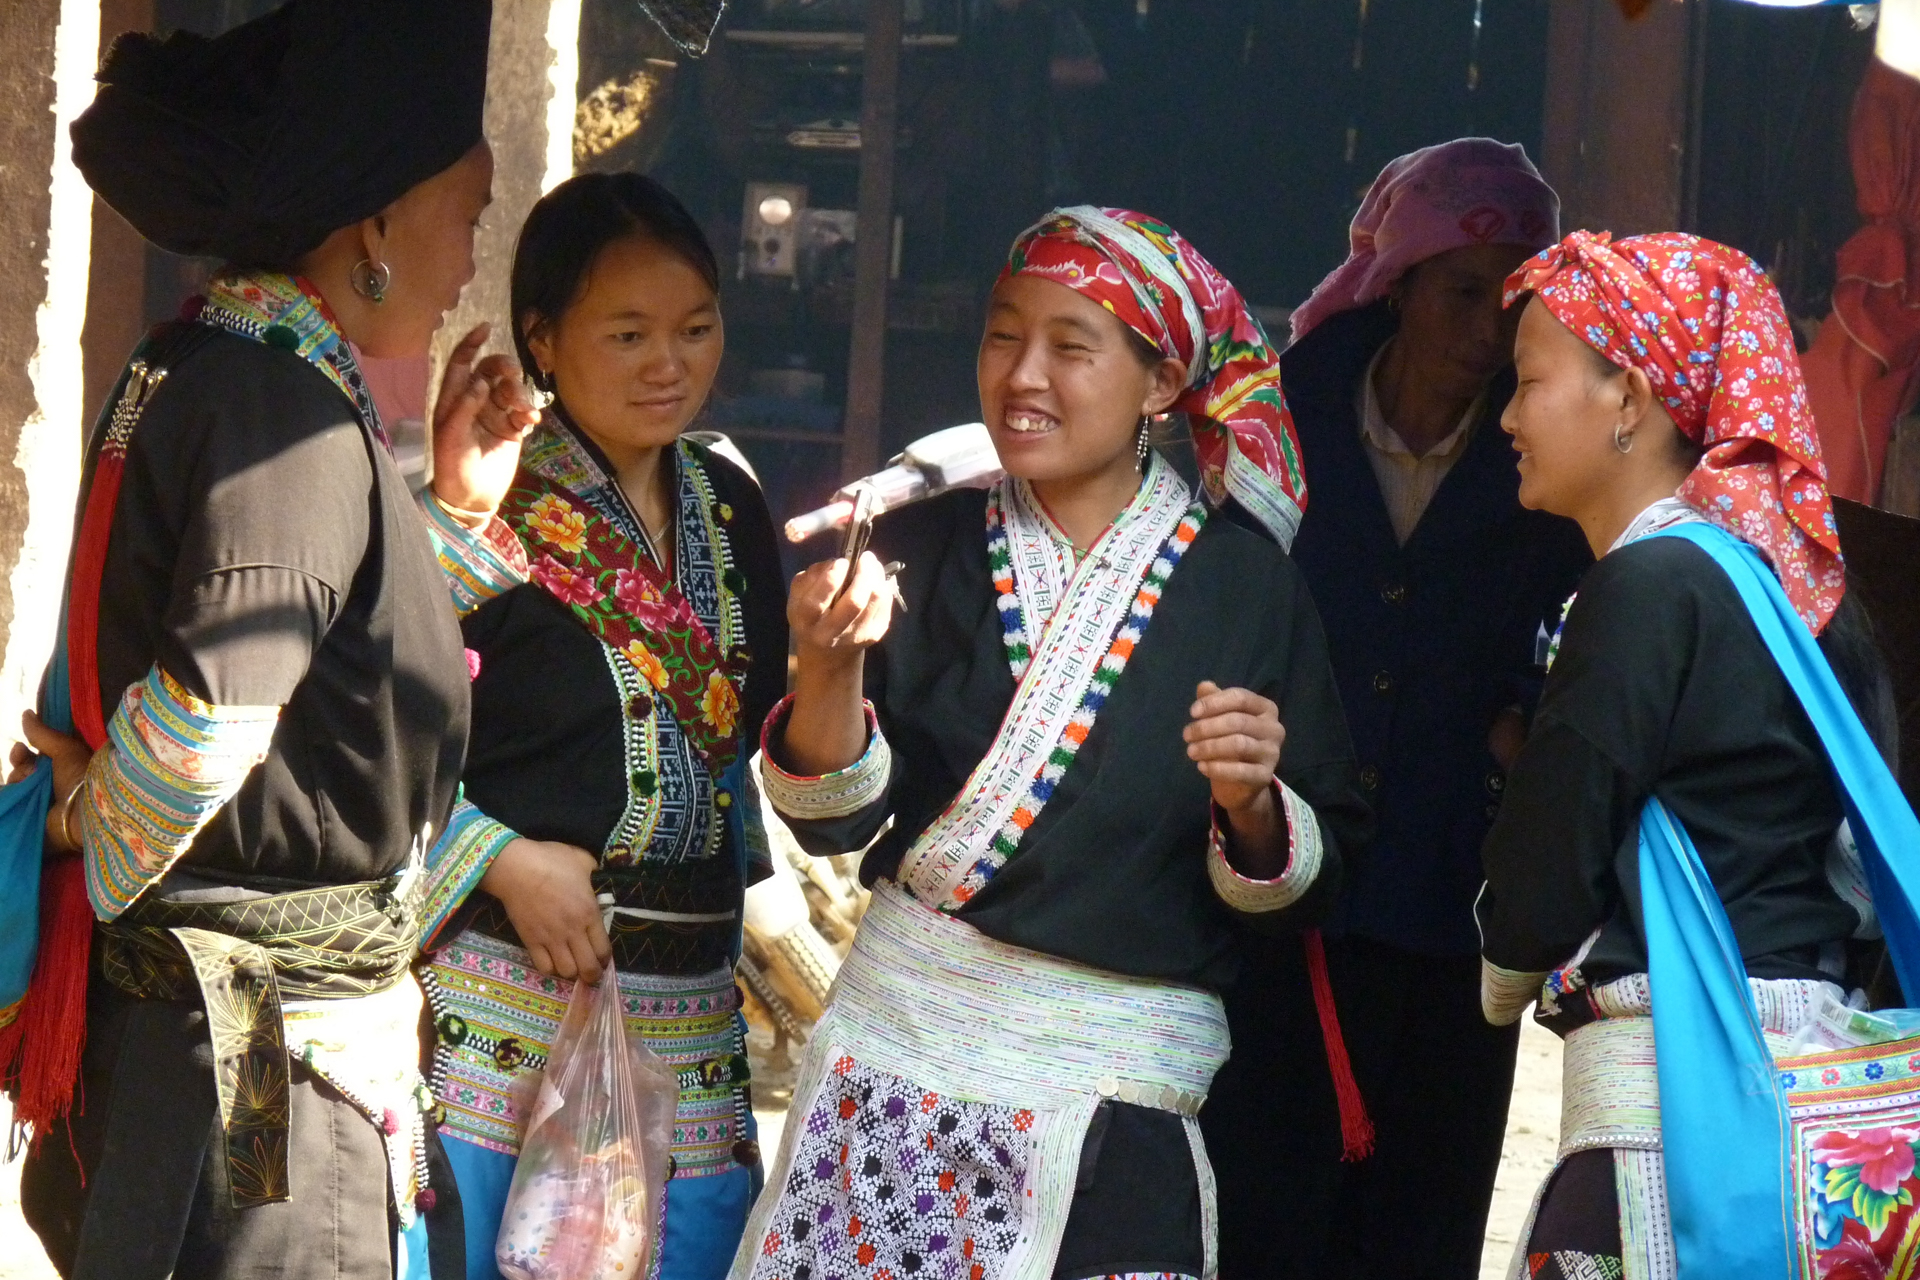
[1302,928,1374,1162]
[1,860,93,1145]
[66,450,123,750]
[0,428,123,1145]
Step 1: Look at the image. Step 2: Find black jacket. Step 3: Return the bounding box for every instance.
[1284,302,1591,955]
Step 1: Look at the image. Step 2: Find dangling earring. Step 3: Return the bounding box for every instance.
[350,258,391,304]
[1136,415,1153,470]
[1613,422,1635,455]
[525,369,555,411]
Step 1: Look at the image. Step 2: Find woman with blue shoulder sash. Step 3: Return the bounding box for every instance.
[1478,230,1914,1279]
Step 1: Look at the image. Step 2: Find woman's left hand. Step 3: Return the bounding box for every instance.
[429,323,541,525]
[9,711,96,854]
[1184,681,1284,813]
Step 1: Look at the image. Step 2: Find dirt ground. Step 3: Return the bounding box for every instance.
[0,1018,1563,1278]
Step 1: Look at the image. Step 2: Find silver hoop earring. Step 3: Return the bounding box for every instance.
[1136,416,1152,470]
[350,258,391,305]
[1613,423,1634,455]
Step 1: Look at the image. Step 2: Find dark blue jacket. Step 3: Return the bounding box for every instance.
[1286,302,1591,955]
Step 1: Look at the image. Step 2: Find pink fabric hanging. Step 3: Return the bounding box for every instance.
[1803,58,1920,504]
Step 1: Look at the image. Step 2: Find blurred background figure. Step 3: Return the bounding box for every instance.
[1202,138,1590,1280]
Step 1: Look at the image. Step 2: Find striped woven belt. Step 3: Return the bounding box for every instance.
[1557,973,1838,1159]
[98,876,416,1208]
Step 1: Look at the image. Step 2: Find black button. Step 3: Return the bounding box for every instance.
[1485,802,1501,820]
[1486,770,1506,796]
[1360,764,1382,790]
[1372,670,1394,695]
[1380,582,1407,605]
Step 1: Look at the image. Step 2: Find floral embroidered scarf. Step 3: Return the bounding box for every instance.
[1002,206,1308,549]
[497,418,748,771]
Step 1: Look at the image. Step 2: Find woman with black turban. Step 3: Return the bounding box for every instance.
[0,3,534,1277]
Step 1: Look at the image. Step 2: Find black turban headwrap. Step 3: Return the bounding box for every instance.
[71,0,491,268]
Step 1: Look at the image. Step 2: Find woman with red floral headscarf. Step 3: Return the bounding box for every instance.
[1478,231,1901,1280]
[733,209,1370,1280]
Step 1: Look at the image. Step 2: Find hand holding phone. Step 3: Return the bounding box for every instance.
[828,485,878,608]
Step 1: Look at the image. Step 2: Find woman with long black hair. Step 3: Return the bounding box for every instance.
[416,171,788,1280]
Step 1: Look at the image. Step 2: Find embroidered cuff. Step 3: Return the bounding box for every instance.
[420,793,518,951]
[757,694,893,822]
[1207,780,1324,914]
[1480,958,1549,1026]
[83,666,280,920]
[419,493,529,616]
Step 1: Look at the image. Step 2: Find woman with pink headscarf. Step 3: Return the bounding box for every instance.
[1203,138,1591,1280]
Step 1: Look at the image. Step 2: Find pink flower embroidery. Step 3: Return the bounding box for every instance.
[1814,1127,1920,1195]
[612,567,662,618]
[532,554,604,608]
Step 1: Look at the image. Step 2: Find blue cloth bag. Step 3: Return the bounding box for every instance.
[0,624,73,1026]
[1638,522,1920,1276]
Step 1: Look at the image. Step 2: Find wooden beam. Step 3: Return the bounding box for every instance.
[1540,0,1694,237]
[82,0,154,432]
[842,0,905,480]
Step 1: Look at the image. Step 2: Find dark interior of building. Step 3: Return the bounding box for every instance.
[137,0,1876,531]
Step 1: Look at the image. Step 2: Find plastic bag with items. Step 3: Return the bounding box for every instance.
[496,969,678,1280]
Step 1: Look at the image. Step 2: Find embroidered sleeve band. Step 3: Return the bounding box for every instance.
[758,694,893,822]
[420,793,519,950]
[83,666,280,920]
[1207,781,1325,914]
[1481,958,1549,1026]
[419,493,529,616]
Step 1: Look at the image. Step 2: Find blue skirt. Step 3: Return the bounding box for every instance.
[444,1121,757,1280]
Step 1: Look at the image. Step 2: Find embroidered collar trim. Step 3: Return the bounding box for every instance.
[197,270,388,451]
[1609,495,1705,553]
[903,455,1204,909]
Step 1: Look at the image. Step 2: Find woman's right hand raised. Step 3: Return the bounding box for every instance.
[788,551,897,668]
[478,837,612,983]
[429,323,541,525]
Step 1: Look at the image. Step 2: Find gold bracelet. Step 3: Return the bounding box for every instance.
[57,776,86,851]
[430,491,495,529]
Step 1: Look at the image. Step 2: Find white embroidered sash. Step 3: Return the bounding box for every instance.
[897,458,1193,909]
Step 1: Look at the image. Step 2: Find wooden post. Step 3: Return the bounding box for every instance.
[0,0,98,736]
[428,0,581,461]
[842,0,905,480]
[82,0,155,432]
[1539,0,1695,236]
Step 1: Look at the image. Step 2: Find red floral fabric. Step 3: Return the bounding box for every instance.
[1802,58,1920,504]
[1506,230,1845,633]
[1003,206,1309,548]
